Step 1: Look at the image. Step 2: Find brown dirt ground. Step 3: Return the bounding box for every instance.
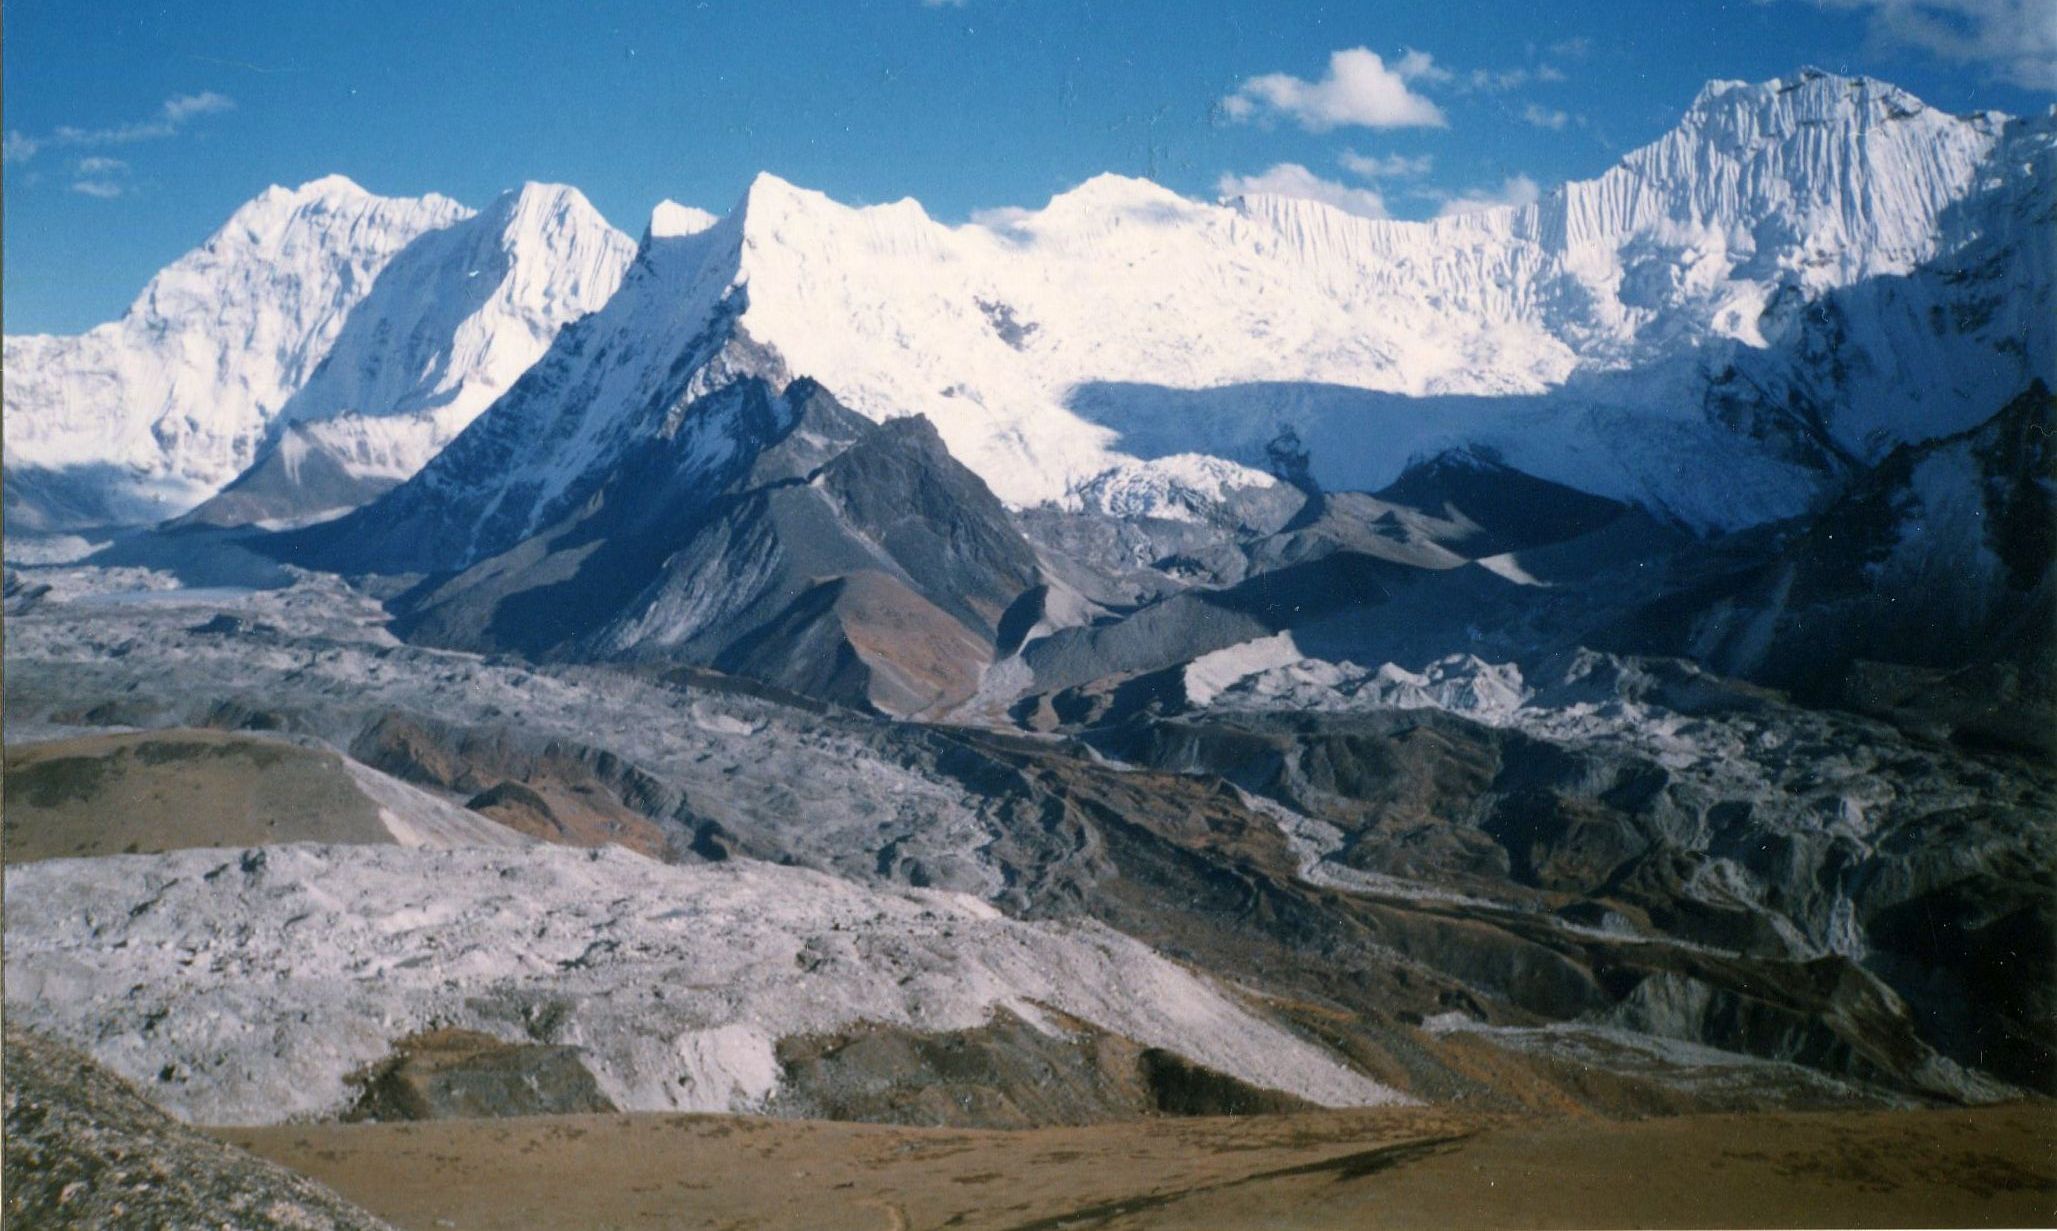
[218,1102,2057,1230]
[2,729,392,862]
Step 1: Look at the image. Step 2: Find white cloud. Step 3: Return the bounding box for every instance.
[74,155,128,174]
[1339,150,1433,179]
[1222,48,1448,131]
[1548,36,1594,58]
[51,90,236,147]
[162,91,235,124]
[1522,104,1570,130]
[1217,163,1390,219]
[1811,0,2057,89]
[1393,49,1453,84]
[1463,62,1573,91]
[2,130,39,163]
[1468,67,1533,91]
[71,179,125,199]
[1435,174,1542,217]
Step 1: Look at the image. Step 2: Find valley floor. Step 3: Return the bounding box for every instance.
[219,1103,2056,1231]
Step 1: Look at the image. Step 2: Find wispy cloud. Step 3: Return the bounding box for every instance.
[1547,36,1594,58]
[69,154,134,198]
[1222,48,1447,130]
[1461,61,1571,92]
[1435,175,1542,217]
[1806,0,2057,88]
[52,90,235,146]
[1338,150,1433,179]
[1218,163,1390,219]
[12,91,235,165]
[1521,104,1571,130]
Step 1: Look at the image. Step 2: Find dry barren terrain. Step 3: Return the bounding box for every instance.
[222,1103,2056,1230]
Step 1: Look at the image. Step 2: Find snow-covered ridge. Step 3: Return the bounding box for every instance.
[10,69,2047,541]
[3,177,635,528]
[243,182,637,492]
[416,67,2023,528]
[4,178,471,503]
[714,70,2014,504]
[1067,454,1280,523]
[647,198,720,241]
[358,67,2039,565]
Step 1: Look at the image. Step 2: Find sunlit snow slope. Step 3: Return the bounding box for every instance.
[332,69,2049,570]
[3,178,635,531]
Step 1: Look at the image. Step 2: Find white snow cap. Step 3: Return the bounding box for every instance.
[648,198,719,241]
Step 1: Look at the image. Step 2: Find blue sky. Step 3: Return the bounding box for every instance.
[4,0,2052,334]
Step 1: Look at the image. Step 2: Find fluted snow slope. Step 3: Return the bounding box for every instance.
[4,179,638,532]
[14,71,2047,542]
[339,69,2047,565]
[178,184,638,527]
[730,70,2038,516]
[3,178,470,523]
[267,184,635,476]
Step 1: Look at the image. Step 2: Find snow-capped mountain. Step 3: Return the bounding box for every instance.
[384,378,1045,716]
[183,183,638,527]
[295,68,2049,581]
[3,177,470,528]
[2,177,636,535]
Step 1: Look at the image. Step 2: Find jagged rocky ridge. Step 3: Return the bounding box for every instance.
[368,378,1041,715]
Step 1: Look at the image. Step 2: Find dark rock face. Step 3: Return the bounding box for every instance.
[383,378,1041,714]
[1618,382,2057,754]
[175,425,403,529]
[768,1009,1313,1129]
[342,1029,615,1122]
[3,1027,394,1230]
[1067,674,2056,1098]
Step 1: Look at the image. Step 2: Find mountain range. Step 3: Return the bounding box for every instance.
[8,68,2050,546]
[4,67,2054,1128]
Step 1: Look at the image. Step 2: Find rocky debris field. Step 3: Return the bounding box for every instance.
[3,1027,393,1231]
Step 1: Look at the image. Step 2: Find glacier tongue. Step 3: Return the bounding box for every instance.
[3,843,1406,1123]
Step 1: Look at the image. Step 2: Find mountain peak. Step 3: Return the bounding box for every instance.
[732,171,934,236]
[737,170,824,216]
[495,180,592,213]
[647,198,719,241]
[289,173,372,200]
[480,182,616,249]
[1042,172,1195,218]
[1680,67,1969,134]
